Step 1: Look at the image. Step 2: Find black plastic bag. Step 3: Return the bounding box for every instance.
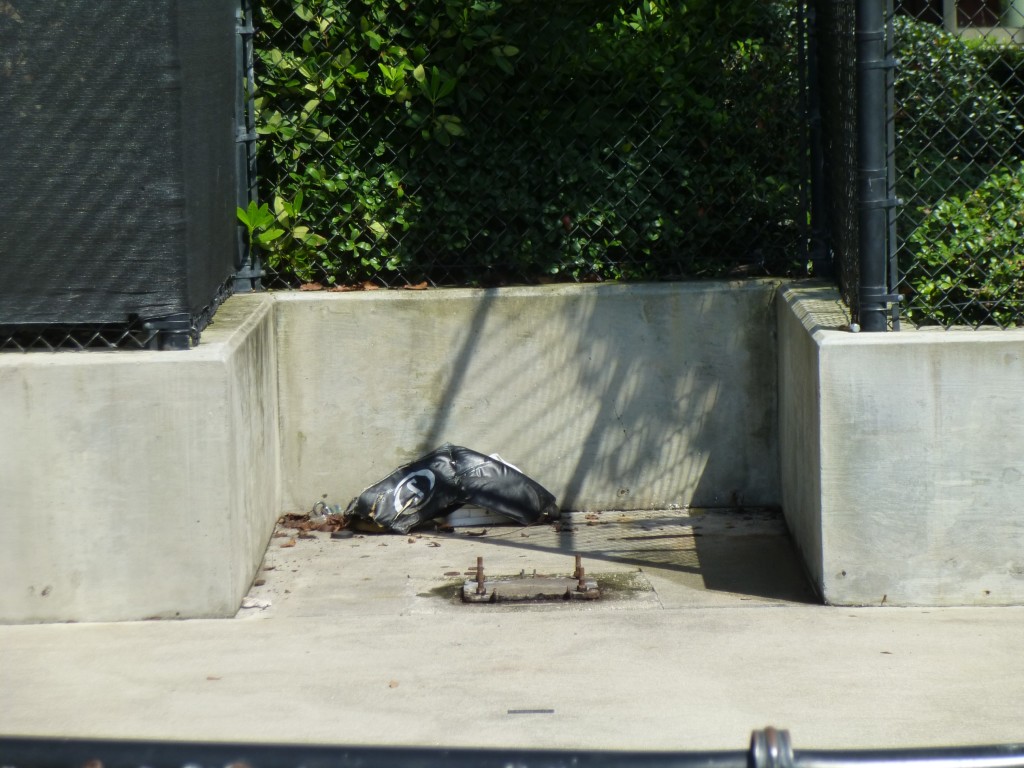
[343,444,560,534]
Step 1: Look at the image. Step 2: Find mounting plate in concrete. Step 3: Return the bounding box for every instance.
[462,574,600,603]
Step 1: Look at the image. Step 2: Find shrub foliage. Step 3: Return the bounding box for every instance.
[895,16,1024,326]
[251,0,805,287]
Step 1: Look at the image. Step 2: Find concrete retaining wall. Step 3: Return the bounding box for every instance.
[0,281,781,622]
[6,279,1022,621]
[778,284,1024,606]
[273,281,782,515]
[0,297,281,623]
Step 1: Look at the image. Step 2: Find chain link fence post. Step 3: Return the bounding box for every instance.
[235,0,263,293]
[857,0,899,331]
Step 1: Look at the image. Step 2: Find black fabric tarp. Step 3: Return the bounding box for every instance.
[344,444,560,534]
[0,0,237,328]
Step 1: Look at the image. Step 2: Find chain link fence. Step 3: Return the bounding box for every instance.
[5,0,1023,352]
[816,0,862,316]
[813,0,1024,329]
[250,0,809,290]
[893,0,1024,327]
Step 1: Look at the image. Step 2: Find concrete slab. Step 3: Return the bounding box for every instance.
[237,509,817,619]
[3,508,1021,751]
[2,604,1022,751]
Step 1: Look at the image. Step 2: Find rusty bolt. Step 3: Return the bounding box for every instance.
[476,556,486,595]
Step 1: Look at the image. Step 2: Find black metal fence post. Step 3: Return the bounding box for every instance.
[234,0,262,293]
[884,0,900,330]
[856,0,897,330]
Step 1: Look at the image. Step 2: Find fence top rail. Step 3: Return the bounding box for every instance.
[1,731,1023,768]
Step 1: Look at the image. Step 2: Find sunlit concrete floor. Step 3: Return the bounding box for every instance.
[2,510,1023,752]
[239,508,817,618]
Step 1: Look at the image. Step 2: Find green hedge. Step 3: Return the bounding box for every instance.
[903,163,1024,326]
[249,0,804,286]
[895,17,1024,325]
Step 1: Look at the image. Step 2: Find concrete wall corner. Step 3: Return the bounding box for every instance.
[0,294,281,623]
[778,283,1024,606]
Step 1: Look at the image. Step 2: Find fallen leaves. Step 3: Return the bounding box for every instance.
[297,281,428,292]
[300,281,383,292]
[278,512,348,533]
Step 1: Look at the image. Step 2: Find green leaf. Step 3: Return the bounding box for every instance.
[257,228,286,244]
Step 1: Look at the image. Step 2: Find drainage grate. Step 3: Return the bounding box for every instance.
[461,555,600,603]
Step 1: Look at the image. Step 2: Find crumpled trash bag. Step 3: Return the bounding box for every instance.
[343,443,560,534]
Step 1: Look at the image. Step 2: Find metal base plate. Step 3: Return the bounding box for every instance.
[462,575,600,603]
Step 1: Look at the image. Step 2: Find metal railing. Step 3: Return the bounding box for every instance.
[2,729,1024,768]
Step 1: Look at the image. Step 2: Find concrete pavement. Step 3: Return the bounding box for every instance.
[3,511,1023,751]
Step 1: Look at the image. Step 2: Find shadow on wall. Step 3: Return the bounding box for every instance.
[279,281,779,516]
[407,281,779,511]
[404,281,791,601]
[277,281,789,599]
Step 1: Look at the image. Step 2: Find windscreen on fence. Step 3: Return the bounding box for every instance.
[251,0,810,289]
[816,0,861,318]
[0,0,239,350]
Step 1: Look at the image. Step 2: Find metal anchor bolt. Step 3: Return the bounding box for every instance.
[574,554,589,591]
[475,556,486,595]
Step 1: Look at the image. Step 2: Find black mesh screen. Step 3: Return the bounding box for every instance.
[0,0,237,342]
[816,0,859,316]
